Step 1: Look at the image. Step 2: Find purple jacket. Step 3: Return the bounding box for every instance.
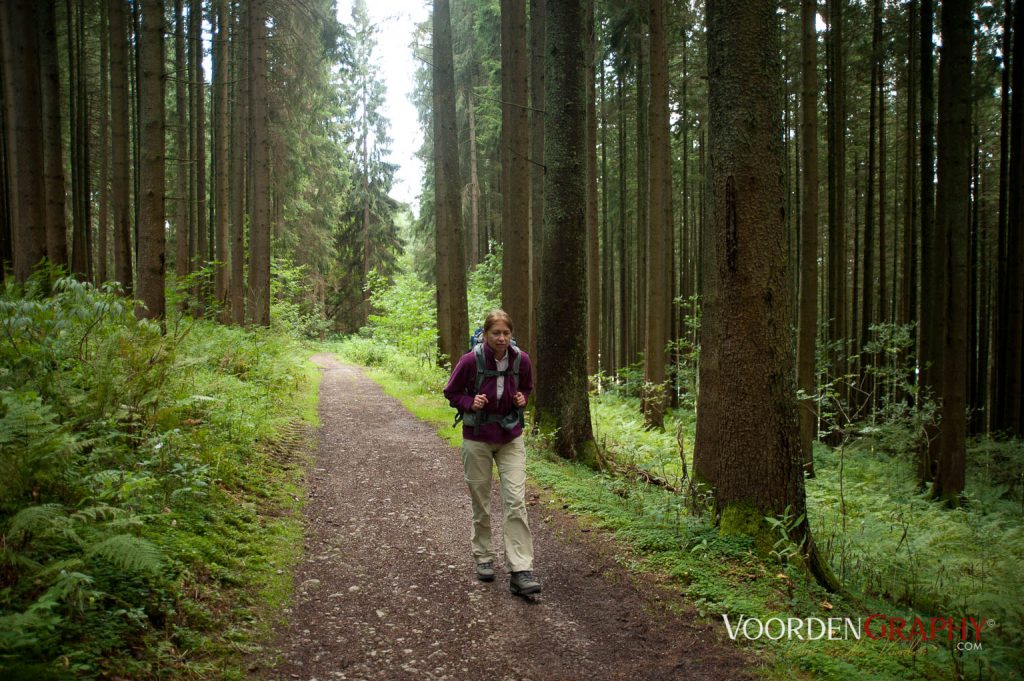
[444,344,533,444]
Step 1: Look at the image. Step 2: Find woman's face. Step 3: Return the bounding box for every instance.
[485,321,512,356]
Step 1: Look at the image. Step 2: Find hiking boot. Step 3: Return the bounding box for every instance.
[475,561,495,582]
[509,570,542,596]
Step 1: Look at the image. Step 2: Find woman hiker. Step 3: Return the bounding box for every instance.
[443,309,542,596]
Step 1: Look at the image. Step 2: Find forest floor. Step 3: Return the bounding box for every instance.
[254,354,755,681]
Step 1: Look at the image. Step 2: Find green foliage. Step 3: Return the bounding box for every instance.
[363,256,439,364]
[0,271,314,678]
[466,243,502,328]
[270,257,332,340]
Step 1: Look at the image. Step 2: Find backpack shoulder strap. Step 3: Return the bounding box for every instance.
[473,343,487,393]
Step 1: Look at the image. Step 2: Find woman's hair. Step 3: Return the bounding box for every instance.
[483,309,514,333]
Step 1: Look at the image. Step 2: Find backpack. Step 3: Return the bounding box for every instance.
[453,337,524,435]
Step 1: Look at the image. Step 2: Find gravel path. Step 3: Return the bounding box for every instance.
[258,354,754,680]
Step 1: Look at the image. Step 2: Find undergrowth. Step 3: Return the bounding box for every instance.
[0,271,317,679]
[336,337,1023,681]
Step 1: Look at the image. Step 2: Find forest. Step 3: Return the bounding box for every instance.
[0,0,1022,679]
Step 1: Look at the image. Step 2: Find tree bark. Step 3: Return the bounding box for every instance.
[530,0,546,368]
[586,0,599,380]
[39,1,67,270]
[932,0,972,502]
[174,0,189,288]
[696,0,835,592]
[110,0,133,294]
[537,0,598,467]
[229,1,247,324]
[918,0,940,482]
[213,0,229,308]
[643,0,672,429]
[998,0,1024,436]
[137,0,166,322]
[190,0,207,310]
[97,0,110,284]
[247,0,271,326]
[433,0,468,367]
[797,0,820,475]
[501,0,532,357]
[826,0,848,405]
[1,0,47,282]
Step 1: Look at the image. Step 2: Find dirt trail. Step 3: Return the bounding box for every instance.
[258,354,754,680]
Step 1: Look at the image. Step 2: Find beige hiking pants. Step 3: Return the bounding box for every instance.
[460,435,534,572]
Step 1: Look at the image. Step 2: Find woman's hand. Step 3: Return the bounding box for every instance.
[513,392,526,408]
[472,394,488,411]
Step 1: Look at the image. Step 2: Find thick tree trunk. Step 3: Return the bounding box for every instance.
[137,0,165,322]
[433,0,468,368]
[826,0,848,406]
[213,0,229,308]
[39,1,68,270]
[643,0,672,429]
[229,2,247,324]
[110,0,133,294]
[932,0,972,503]
[97,0,110,284]
[502,0,531,357]
[247,0,271,326]
[1,0,47,282]
[797,0,819,475]
[530,0,545,367]
[999,0,1024,436]
[190,0,207,310]
[537,0,598,467]
[918,0,940,482]
[697,0,836,592]
[586,0,599,380]
[174,0,189,287]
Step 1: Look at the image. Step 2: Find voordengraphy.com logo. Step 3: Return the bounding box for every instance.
[722,614,992,650]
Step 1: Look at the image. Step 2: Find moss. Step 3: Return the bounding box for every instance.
[719,502,775,556]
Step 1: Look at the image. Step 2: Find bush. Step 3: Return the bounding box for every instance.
[0,270,312,678]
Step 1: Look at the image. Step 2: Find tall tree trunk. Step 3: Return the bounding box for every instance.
[190,0,207,310]
[433,0,468,368]
[643,0,672,429]
[213,0,229,307]
[137,0,166,322]
[861,0,881,407]
[39,0,68,270]
[247,0,271,326]
[228,1,247,324]
[1,0,46,282]
[826,0,848,406]
[530,0,545,367]
[900,0,918,333]
[600,58,615,376]
[97,0,110,284]
[502,0,532,357]
[635,31,649,363]
[174,0,189,287]
[537,0,598,466]
[586,0,599,380]
[998,0,1024,436]
[617,76,629,371]
[993,0,1011,430]
[918,0,940,482]
[798,0,820,476]
[110,0,133,293]
[698,0,836,592]
[932,0,972,503]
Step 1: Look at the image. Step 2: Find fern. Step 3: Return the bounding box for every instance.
[84,534,162,575]
[5,503,67,542]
